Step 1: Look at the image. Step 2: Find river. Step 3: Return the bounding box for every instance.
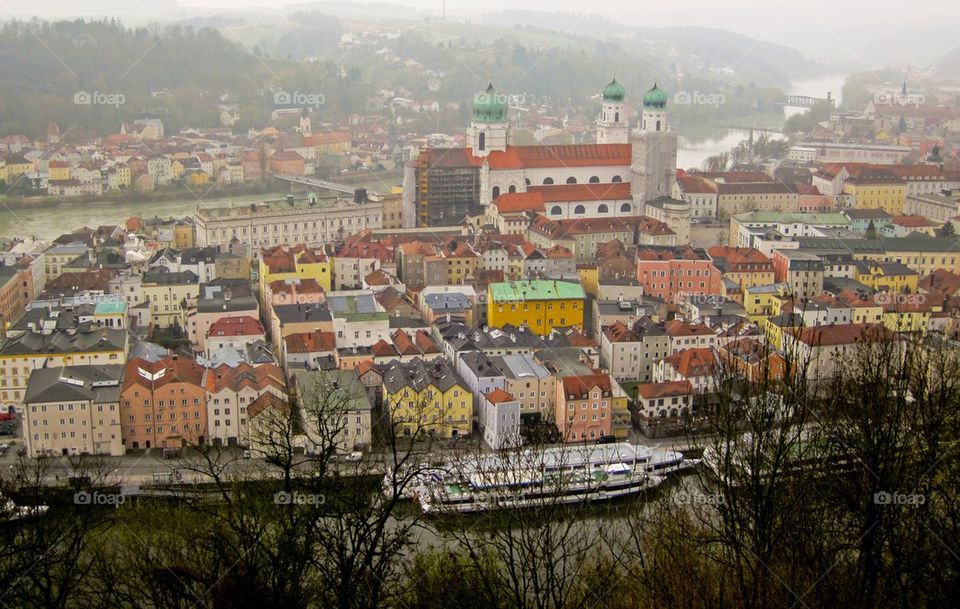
[677,73,848,170]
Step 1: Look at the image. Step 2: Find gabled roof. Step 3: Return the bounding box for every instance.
[662,348,718,378]
[637,380,693,399]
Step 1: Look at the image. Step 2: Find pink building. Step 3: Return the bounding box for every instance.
[554,373,613,442]
[635,245,723,304]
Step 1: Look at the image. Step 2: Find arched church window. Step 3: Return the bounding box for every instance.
[550,206,562,216]
[492,186,500,199]
[597,204,609,213]
[612,175,622,183]
[574,205,586,215]
[508,185,516,193]
[620,203,632,213]
[566,177,577,184]
[589,176,600,183]
[543,178,554,185]
[478,132,485,151]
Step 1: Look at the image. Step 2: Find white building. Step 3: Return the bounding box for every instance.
[481,388,522,450]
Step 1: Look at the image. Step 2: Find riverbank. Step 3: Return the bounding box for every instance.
[0,182,285,210]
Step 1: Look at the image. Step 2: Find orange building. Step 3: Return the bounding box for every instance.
[554,373,613,442]
[120,355,208,450]
[268,149,306,176]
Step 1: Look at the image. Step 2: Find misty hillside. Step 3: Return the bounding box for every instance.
[0,19,373,138]
[931,45,960,78]
[481,11,825,87]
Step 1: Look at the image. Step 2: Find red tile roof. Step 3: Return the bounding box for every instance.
[207,316,265,338]
[494,192,545,214]
[662,348,718,378]
[638,380,693,399]
[485,144,631,170]
[283,331,337,354]
[485,388,515,404]
[526,182,632,202]
[561,373,613,398]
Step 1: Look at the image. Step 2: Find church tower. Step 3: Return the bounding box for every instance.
[631,83,678,203]
[467,83,510,158]
[596,78,628,144]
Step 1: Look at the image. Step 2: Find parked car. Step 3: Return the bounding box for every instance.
[345,451,363,462]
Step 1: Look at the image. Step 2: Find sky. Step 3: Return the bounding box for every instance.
[9,0,960,64]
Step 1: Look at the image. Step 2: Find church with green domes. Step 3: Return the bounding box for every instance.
[402,79,686,242]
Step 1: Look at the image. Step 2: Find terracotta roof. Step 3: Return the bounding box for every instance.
[891,215,935,228]
[283,331,337,354]
[485,144,631,170]
[526,182,632,202]
[122,355,205,392]
[485,388,515,404]
[662,348,718,378]
[664,320,713,337]
[493,192,545,214]
[247,392,290,419]
[638,380,693,399]
[561,373,613,398]
[204,363,285,394]
[207,316,265,338]
[364,269,391,286]
[920,269,960,298]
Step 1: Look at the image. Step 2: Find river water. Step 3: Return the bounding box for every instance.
[0,75,846,242]
[677,74,847,170]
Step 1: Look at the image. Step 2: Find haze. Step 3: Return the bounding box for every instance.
[6,0,960,65]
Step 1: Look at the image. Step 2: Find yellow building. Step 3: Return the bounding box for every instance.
[0,327,127,411]
[487,280,586,334]
[382,358,471,439]
[852,237,960,276]
[171,159,185,180]
[185,171,209,186]
[381,194,404,230]
[141,271,200,328]
[48,161,71,181]
[4,157,33,179]
[882,308,931,333]
[173,223,194,249]
[854,260,919,294]
[258,245,333,304]
[577,264,600,297]
[744,283,789,322]
[844,177,906,216]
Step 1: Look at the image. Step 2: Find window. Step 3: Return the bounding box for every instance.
[550,205,562,216]
[566,177,577,184]
[621,203,631,213]
[574,205,586,215]
[543,177,554,185]
[612,175,622,183]
[478,132,485,151]
[589,176,600,183]
[597,203,609,214]
[492,186,500,199]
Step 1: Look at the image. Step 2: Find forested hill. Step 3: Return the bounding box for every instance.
[0,20,265,137]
